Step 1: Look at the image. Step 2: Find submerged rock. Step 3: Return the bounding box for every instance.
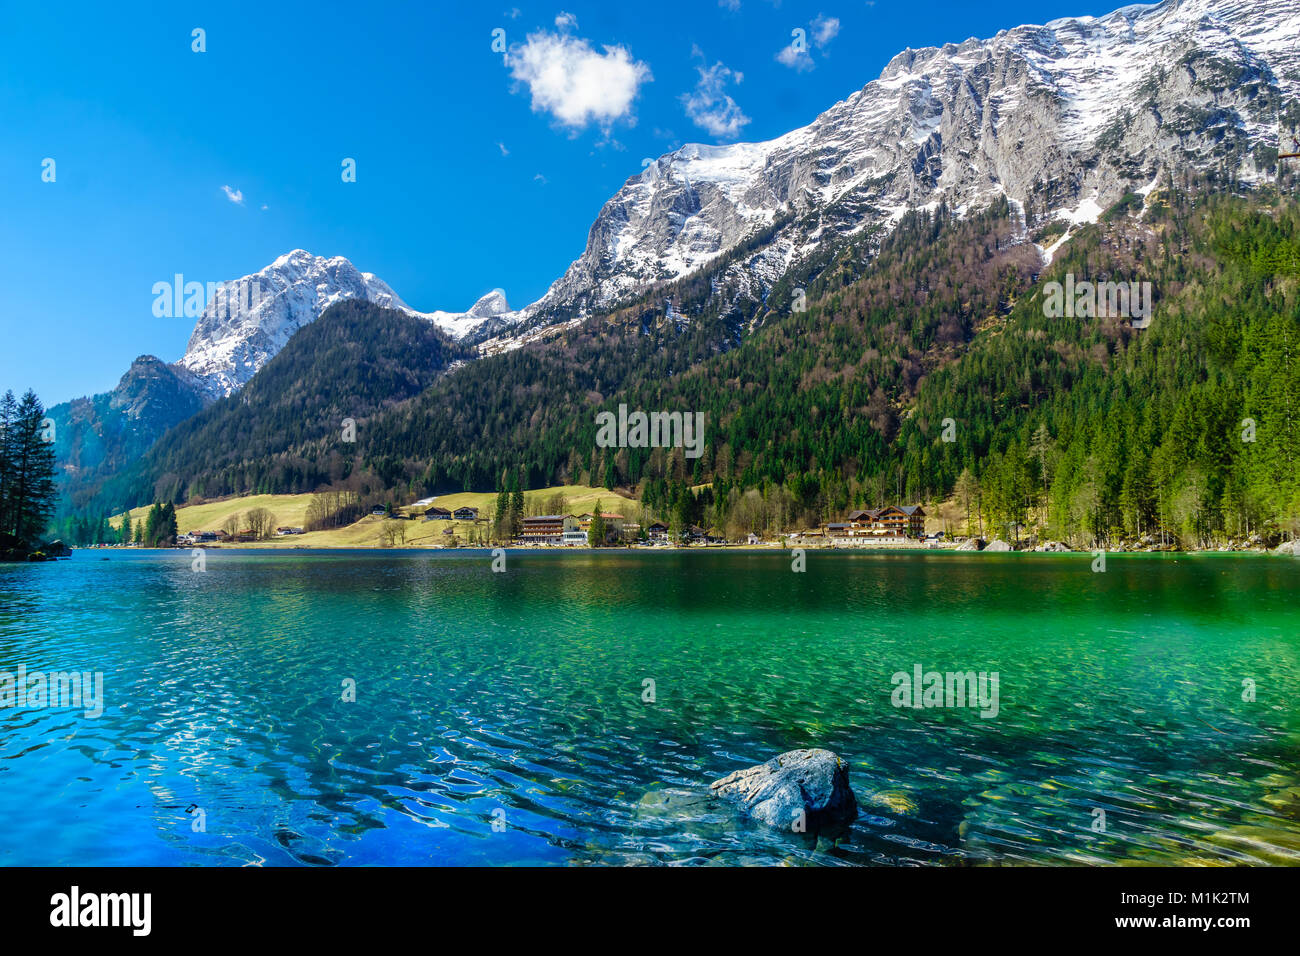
[634,787,716,821]
[868,790,919,815]
[710,748,857,831]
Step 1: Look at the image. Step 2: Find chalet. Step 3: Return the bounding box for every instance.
[844,505,926,539]
[423,507,453,521]
[646,522,669,542]
[274,527,305,536]
[370,506,388,517]
[561,529,588,546]
[453,507,479,521]
[520,514,578,544]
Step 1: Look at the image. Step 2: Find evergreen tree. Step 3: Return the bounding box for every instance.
[0,390,16,537]
[2,390,57,546]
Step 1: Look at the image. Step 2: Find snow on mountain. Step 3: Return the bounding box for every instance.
[408,288,517,341]
[178,250,516,397]
[171,0,1300,393]
[525,0,1300,318]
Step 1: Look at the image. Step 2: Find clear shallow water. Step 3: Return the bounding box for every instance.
[1,548,1298,866]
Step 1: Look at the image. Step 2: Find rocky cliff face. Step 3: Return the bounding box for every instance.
[179,250,414,398]
[527,0,1300,318]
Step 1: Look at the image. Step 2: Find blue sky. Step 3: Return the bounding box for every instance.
[1,0,1122,405]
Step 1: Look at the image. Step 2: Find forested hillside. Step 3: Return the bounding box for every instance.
[86,178,1300,549]
[101,300,474,508]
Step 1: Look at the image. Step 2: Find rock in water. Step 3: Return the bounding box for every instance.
[710,749,857,831]
[983,539,1012,552]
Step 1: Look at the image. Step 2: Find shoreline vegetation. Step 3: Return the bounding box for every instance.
[91,486,1298,557]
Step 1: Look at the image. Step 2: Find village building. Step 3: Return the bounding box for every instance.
[576,512,626,536]
[422,507,452,521]
[453,507,479,521]
[842,505,927,539]
[520,514,579,544]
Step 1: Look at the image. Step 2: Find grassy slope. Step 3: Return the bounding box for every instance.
[112,486,640,548]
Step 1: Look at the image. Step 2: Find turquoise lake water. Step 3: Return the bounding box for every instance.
[1,548,1298,866]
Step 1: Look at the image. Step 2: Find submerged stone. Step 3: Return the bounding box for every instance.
[869,790,919,815]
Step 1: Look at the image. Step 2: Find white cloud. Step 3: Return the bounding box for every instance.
[220,185,244,205]
[508,31,651,131]
[498,141,509,156]
[554,11,578,30]
[718,0,740,9]
[778,17,839,71]
[812,15,840,47]
[534,173,548,184]
[776,42,814,73]
[681,61,750,139]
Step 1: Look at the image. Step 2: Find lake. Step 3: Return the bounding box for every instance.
[1,548,1297,866]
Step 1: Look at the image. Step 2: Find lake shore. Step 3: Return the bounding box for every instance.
[72,540,1297,556]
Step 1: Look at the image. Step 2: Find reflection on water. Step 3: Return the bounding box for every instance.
[1,549,1297,866]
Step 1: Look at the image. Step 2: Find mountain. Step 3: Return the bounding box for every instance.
[109,181,1300,550]
[66,0,1300,549]
[522,0,1300,321]
[179,249,515,398]
[103,300,475,508]
[50,251,516,514]
[47,356,207,513]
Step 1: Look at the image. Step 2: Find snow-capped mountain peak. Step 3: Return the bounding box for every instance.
[524,0,1300,319]
[467,289,511,319]
[178,251,516,397]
